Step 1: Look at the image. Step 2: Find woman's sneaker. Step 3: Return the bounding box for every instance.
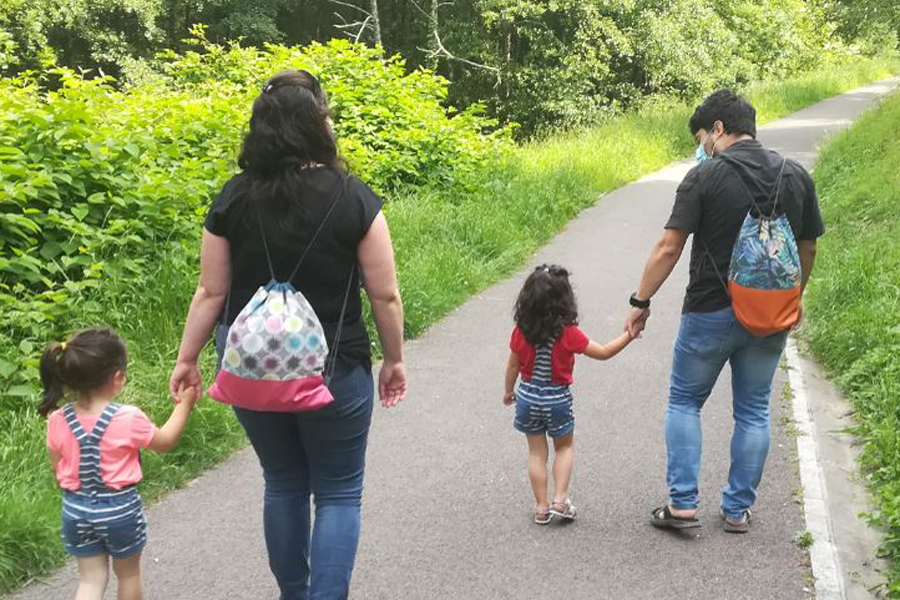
[550,498,577,521]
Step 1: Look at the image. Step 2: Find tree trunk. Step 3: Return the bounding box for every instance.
[429,0,440,70]
[370,0,382,48]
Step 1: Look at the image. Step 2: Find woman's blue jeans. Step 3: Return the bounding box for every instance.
[218,325,374,600]
[665,307,787,521]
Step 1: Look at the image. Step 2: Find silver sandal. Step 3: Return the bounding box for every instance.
[550,498,577,520]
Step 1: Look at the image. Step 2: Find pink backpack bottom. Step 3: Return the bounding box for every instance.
[209,370,335,412]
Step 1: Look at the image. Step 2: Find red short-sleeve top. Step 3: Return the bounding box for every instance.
[509,325,590,386]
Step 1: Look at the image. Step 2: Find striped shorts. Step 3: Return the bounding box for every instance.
[61,488,147,559]
[513,380,575,438]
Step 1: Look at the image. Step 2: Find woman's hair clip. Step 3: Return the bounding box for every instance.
[60,341,67,351]
[262,83,275,94]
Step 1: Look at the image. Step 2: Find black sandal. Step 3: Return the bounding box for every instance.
[650,505,701,530]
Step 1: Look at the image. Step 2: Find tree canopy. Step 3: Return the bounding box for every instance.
[1,0,897,132]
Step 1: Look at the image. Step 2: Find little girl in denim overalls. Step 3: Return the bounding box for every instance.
[503,265,637,524]
[41,328,198,600]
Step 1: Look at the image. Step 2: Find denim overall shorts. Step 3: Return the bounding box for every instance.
[60,403,147,559]
[514,345,575,438]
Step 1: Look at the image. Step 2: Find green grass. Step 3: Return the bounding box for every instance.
[795,530,815,549]
[0,54,898,594]
[804,89,900,597]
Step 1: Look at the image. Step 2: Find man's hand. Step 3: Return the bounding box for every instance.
[791,302,804,331]
[503,391,515,406]
[626,307,651,338]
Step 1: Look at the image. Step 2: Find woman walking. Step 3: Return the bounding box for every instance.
[170,69,406,599]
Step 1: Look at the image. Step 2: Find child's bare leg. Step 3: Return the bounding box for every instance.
[112,553,143,600]
[526,434,550,508]
[552,433,574,502]
[75,554,109,600]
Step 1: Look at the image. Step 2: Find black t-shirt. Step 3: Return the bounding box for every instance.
[205,167,383,366]
[666,139,825,314]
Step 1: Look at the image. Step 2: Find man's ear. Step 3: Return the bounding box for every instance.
[713,119,725,136]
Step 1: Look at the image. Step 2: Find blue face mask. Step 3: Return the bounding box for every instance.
[695,130,717,163]
[695,144,709,163]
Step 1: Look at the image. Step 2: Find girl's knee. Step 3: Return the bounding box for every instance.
[112,553,142,578]
[552,433,574,450]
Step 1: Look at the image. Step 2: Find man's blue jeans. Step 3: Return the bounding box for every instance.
[666,307,787,521]
[232,361,374,600]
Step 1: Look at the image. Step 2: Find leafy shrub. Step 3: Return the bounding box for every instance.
[0,33,511,397]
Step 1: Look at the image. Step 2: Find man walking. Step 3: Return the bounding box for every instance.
[625,90,824,532]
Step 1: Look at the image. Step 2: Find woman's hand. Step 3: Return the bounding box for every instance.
[503,391,515,406]
[170,360,202,402]
[378,360,407,408]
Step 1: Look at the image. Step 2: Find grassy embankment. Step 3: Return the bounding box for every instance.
[1,56,897,593]
[805,89,900,597]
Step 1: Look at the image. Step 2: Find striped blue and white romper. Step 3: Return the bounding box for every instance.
[60,403,148,559]
[514,344,575,438]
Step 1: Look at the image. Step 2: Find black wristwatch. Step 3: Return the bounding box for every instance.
[629,293,651,309]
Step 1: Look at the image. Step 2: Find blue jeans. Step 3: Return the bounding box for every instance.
[666,307,787,521]
[228,345,374,600]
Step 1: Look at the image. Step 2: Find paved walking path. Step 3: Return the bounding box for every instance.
[12,80,899,600]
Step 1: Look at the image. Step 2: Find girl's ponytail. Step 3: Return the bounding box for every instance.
[39,342,67,417]
[36,328,128,418]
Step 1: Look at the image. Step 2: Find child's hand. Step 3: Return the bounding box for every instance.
[176,383,201,409]
[503,391,515,406]
[629,316,647,340]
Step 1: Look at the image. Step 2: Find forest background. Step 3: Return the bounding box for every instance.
[2,0,900,594]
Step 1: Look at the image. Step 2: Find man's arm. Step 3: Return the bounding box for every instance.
[635,229,690,300]
[798,239,817,292]
[626,228,690,336]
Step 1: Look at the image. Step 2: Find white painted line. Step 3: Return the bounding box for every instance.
[785,338,846,599]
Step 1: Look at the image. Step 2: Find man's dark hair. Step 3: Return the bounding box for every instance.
[689,89,757,138]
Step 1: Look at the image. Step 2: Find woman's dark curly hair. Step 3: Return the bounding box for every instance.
[514,264,578,346]
[235,69,345,222]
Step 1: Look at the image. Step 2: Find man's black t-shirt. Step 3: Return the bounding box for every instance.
[665,139,825,314]
[205,167,383,366]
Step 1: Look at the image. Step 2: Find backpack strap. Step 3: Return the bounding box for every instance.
[324,262,358,386]
[699,156,788,294]
[720,155,787,219]
[218,173,349,329]
[251,174,349,283]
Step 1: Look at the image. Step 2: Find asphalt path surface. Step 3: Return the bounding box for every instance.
[12,79,899,600]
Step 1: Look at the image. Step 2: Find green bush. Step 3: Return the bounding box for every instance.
[0,33,511,392]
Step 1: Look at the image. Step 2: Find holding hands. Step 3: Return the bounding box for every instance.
[626,307,651,339]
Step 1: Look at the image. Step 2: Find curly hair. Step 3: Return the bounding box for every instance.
[513,264,578,347]
[234,69,346,226]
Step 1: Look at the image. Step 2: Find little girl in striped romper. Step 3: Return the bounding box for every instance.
[503,265,639,524]
[40,328,199,600]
